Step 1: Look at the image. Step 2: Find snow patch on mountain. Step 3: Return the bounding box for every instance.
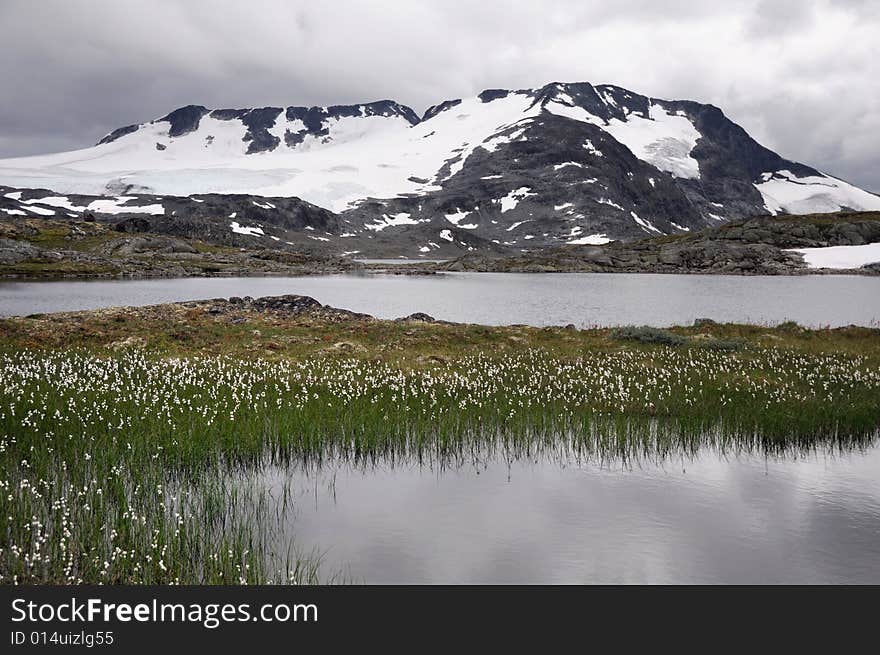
[12,193,165,216]
[85,198,165,215]
[364,212,419,232]
[22,196,82,211]
[597,198,624,211]
[444,210,471,226]
[553,162,585,171]
[631,211,663,235]
[603,105,701,179]
[498,187,534,213]
[787,243,880,269]
[567,233,611,245]
[23,205,55,216]
[230,222,264,236]
[481,118,534,153]
[543,98,604,126]
[755,170,880,215]
[582,140,603,157]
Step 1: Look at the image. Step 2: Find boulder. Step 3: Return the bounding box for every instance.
[0,238,43,264]
[396,312,437,323]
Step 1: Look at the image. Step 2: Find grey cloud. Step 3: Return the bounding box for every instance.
[744,0,816,38]
[0,0,877,190]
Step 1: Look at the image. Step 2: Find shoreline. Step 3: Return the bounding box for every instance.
[3,292,878,356]
[3,263,879,282]
[3,211,880,280]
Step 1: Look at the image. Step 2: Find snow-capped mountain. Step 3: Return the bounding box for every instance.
[1,81,878,256]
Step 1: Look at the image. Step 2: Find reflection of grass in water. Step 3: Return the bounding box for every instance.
[2,346,878,584]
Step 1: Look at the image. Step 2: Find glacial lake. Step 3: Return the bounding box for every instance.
[2,272,880,327]
[251,444,880,584]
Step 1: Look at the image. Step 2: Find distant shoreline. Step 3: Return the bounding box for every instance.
[2,210,879,280]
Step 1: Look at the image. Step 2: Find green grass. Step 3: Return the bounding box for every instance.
[2,307,879,584]
[612,326,746,350]
[11,225,110,252]
[611,326,689,346]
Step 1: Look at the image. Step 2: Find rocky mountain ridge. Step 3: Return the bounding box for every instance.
[2,81,879,258]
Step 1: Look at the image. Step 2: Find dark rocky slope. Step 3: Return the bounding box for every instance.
[437,212,880,275]
[0,216,357,279]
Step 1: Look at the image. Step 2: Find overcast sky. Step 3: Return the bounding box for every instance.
[1,0,877,189]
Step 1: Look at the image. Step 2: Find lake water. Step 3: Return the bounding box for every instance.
[258,444,880,584]
[5,272,879,583]
[2,273,879,327]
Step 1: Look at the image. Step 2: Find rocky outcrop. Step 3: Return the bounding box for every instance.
[107,192,344,248]
[712,213,880,248]
[97,236,198,257]
[0,217,360,279]
[0,185,347,255]
[0,238,43,264]
[199,294,373,322]
[160,105,210,138]
[438,213,880,275]
[3,204,878,278]
[396,312,439,323]
[192,294,461,324]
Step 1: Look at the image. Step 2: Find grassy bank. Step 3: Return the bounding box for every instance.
[2,300,879,584]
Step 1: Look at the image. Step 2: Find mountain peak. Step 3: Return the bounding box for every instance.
[159,105,210,138]
[4,80,879,256]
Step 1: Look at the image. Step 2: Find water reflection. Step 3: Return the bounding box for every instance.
[226,441,880,584]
